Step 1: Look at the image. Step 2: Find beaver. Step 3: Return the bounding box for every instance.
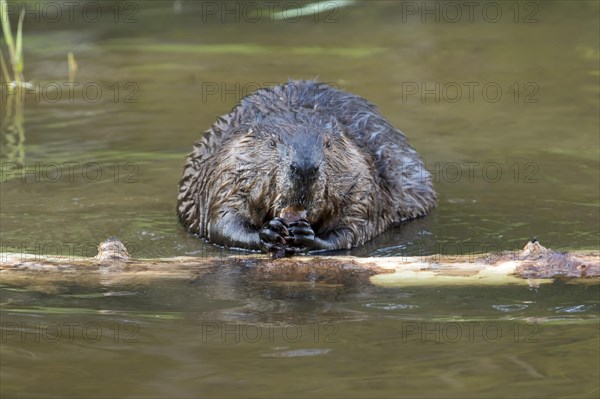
[177,80,436,255]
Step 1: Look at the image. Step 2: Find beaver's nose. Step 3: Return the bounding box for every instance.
[290,163,319,182]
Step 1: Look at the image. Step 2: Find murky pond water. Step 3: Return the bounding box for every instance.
[1,1,599,397]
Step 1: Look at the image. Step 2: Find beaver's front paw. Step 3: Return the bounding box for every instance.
[288,218,316,249]
[259,217,289,253]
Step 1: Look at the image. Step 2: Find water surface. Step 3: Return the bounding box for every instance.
[1,1,598,397]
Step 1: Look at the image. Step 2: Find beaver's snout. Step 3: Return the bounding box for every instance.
[289,162,320,183]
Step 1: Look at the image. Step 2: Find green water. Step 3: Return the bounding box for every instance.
[1,1,599,397]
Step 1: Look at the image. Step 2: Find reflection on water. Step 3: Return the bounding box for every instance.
[0,93,25,164]
[1,1,599,397]
[1,275,598,398]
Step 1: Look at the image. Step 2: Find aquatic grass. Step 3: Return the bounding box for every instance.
[0,0,25,84]
[67,51,77,81]
[1,1,76,85]
[0,81,24,163]
[0,2,78,163]
[0,49,10,83]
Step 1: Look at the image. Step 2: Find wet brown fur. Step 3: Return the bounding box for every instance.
[177,80,436,251]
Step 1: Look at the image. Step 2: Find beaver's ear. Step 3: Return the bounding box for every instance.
[242,127,255,138]
[242,120,260,137]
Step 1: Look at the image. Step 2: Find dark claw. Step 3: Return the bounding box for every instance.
[259,217,290,253]
[288,218,316,248]
[259,228,284,245]
[269,217,289,235]
[261,241,280,251]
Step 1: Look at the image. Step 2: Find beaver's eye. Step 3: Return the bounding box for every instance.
[324,138,332,149]
[269,139,277,148]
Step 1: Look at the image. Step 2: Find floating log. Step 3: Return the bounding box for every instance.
[0,239,598,289]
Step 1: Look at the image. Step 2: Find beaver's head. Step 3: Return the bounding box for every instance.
[230,110,355,221]
[264,111,339,209]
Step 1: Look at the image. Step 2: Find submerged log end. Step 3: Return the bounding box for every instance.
[487,240,600,279]
[94,237,130,262]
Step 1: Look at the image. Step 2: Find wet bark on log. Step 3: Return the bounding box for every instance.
[1,239,598,288]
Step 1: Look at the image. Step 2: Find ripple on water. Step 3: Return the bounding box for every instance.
[364,303,419,310]
[492,304,529,312]
[552,304,597,313]
[60,291,138,299]
[261,348,332,358]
